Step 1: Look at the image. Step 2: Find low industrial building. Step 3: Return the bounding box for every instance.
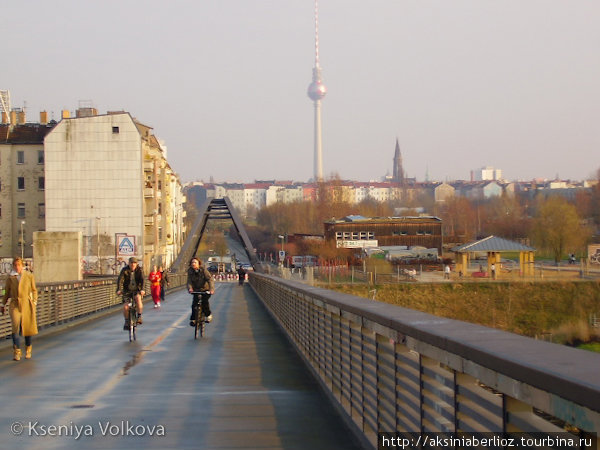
[324,215,443,254]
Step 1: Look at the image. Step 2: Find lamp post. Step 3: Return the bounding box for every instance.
[20,221,25,259]
[96,217,101,274]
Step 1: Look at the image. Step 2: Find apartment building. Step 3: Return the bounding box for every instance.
[44,111,186,270]
[0,120,54,258]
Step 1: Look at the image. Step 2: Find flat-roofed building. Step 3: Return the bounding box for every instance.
[324,215,443,254]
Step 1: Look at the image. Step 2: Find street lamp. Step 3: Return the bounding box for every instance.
[20,221,25,259]
[96,217,101,274]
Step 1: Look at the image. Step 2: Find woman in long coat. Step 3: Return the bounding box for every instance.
[1,257,38,361]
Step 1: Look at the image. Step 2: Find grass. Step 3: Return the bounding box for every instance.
[328,281,600,349]
[578,342,600,353]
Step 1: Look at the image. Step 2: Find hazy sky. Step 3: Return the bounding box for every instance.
[4,1,599,183]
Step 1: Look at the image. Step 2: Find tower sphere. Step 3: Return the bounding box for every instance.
[307,81,327,101]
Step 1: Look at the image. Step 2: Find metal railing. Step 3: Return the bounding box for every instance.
[1,273,188,340]
[249,272,600,449]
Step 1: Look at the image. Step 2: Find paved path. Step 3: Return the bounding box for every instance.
[0,283,362,449]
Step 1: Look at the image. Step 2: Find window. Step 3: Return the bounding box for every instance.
[0,204,2,218]
[159,227,163,240]
[38,177,45,190]
[0,178,2,191]
[17,151,24,164]
[158,203,162,214]
[38,150,44,164]
[17,203,25,218]
[17,177,25,190]
[112,126,119,134]
[38,203,45,218]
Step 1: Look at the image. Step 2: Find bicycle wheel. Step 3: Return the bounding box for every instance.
[129,307,137,342]
[194,306,200,340]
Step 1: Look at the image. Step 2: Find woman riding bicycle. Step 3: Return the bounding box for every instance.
[187,257,215,326]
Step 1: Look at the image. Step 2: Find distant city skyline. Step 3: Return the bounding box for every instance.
[3,1,599,183]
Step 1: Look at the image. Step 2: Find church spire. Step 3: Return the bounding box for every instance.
[393,138,404,184]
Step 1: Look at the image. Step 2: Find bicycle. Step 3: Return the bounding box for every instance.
[190,291,211,339]
[125,295,139,342]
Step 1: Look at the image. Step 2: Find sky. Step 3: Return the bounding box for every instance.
[3,1,600,183]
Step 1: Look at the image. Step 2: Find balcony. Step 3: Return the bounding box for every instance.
[143,160,154,172]
[144,214,162,226]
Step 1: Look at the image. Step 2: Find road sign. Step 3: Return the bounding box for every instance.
[279,250,285,261]
[116,234,136,257]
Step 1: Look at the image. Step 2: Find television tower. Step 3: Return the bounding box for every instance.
[307,0,327,181]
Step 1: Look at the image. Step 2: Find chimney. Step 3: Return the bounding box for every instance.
[1,111,7,123]
[40,111,48,125]
[17,110,26,124]
[10,110,17,124]
[61,109,70,119]
[75,107,98,118]
[470,170,474,182]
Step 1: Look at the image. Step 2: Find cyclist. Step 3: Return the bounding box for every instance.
[117,257,145,330]
[187,257,215,326]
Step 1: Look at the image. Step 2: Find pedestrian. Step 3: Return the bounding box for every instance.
[491,263,496,280]
[159,265,169,303]
[237,265,246,286]
[1,257,38,361]
[444,264,451,280]
[149,264,162,308]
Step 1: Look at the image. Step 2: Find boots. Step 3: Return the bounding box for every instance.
[25,345,32,359]
[13,345,21,361]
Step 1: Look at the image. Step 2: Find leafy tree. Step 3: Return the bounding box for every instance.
[531,196,589,263]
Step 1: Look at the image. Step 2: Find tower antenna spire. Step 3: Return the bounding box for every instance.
[314,0,320,68]
[307,0,327,181]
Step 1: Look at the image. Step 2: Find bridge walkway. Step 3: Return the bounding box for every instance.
[0,283,361,450]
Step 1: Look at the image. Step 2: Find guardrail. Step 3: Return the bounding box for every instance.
[249,272,600,449]
[1,273,188,340]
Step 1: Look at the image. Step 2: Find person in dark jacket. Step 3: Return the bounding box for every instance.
[237,266,246,285]
[159,265,169,303]
[117,257,145,329]
[187,257,215,325]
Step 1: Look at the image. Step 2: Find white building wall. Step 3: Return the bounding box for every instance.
[214,185,228,199]
[44,113,144,259]
[227,189,245,214]
[244,188,266,211]
[475,166,502,181]
[282,186,303,203]
[265,186,281,206]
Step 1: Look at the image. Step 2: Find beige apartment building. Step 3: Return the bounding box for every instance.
[44,110,186,272]
[0,119,54,259]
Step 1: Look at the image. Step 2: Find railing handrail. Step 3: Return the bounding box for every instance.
[1,273,188,341]
[249,272,600,446]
